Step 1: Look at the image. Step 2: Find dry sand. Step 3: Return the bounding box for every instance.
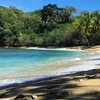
[85,45,100,51]
[0,46,100,100]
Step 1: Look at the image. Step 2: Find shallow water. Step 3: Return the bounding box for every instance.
[0,48,97,86]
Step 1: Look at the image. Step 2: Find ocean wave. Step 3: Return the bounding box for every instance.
[26,47,84,52]
[75,57,81,61]
[0,61,95,87]
[0,49,99,87]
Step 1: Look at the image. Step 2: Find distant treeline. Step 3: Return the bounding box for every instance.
[0,4,100,47]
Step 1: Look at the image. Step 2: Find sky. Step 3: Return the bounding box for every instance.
[0,0,100,12]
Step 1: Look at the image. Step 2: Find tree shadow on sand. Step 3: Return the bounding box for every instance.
[0,69,100,100]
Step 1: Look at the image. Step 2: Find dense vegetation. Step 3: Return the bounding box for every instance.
[0,4,100,47]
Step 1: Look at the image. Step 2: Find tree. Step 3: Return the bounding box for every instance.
[41,4,58,24]
[18,33,37,46]
[0,5,99,47]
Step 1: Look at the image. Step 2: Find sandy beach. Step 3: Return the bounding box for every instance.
[0,0,100,98]
[0,46,100,100]
[0,66,100,100]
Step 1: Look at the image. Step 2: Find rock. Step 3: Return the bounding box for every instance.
[15,94,25,100]
[57,90,71,97]
[15,94,37,100]
[32,95,38,99]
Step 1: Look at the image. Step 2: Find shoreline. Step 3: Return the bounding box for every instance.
[0,46,83,51]
[1,45,100,52]
[0,63,95,88]
[0,65,100,100]
[0,47,100,99]
[0,51,97,87]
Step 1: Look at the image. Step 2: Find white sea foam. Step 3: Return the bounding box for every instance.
[75,57,81,61]
[0,49,99,87]
[26,47,84,52]
[97,51,100,52]
[0,57,97,87]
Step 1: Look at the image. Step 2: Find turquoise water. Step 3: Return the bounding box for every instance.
[0,48,92,86]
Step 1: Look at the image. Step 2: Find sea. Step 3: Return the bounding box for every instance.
[0,48,99,86]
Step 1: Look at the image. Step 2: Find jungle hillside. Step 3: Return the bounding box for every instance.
[0,4,100,47]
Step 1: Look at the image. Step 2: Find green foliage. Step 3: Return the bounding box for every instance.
[35,36,43,46]
[0,5,100,47]
[18,33,37,46]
